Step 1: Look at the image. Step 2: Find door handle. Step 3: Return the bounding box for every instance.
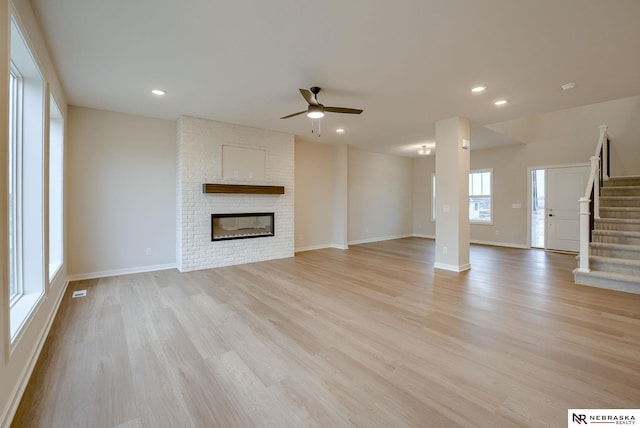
[548,214,554,217]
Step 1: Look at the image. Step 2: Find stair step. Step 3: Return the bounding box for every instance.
[601,186,640,196]
[590,255,640,276]
[573,268,640,295]
[603,176,640,187]
[600,196,640,207]
[590,242,640,259]
[592,230,640,245]
[595,218,640,232]
[599,207,640,219]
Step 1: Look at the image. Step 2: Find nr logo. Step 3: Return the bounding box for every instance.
[573,413,588,424]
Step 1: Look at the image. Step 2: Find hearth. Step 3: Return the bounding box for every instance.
[211,213,274,241]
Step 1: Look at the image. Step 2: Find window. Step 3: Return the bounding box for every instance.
[531,169,545,248]
[469,169,492,224]
[49,97,64,280]
[431,173,436,221]
[431,170,493,224]
[9,17,46,341]
[9,63,22,304]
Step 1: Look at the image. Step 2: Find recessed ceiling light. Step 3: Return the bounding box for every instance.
[494,99,507,106]
[336,128,345,134]
[561,82,576,91]
[471,86,487,93]
[151,89,166,96]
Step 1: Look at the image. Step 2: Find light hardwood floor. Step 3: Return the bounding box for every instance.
[11,238,640,427]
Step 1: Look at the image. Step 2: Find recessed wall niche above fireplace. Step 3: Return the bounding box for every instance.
[211,213,274,241]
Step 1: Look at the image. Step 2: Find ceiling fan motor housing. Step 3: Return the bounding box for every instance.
[307,104,325,118]
[308,104,324,114]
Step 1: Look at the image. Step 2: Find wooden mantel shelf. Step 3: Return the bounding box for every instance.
[202,183,285,195]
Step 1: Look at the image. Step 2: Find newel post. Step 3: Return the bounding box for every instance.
[578,197,591,273]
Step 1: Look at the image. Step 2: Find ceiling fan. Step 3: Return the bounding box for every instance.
[280,87,363,120]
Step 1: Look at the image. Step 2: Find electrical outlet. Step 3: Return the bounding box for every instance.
[146,248,152,255]
[442,246,448,255]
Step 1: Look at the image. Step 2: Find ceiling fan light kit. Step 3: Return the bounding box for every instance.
[281,87,363,136]
[307,105,325,119]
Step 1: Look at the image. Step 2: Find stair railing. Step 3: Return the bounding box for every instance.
[577,124,609,273]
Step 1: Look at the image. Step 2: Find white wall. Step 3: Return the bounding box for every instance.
[296,143,420,249]
[413,155,435,238]
[67,106,176,278]
[176,116,294,271]
[486,95,640,177]
[332,144,349,249]
[413,96,640,248]
[1,0,69,426]
[294,139,334,251]
[348,148,413,244]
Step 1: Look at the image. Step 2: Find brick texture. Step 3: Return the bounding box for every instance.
[176,116,294,271]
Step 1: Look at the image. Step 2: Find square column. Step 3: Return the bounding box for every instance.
[434,117,470,272]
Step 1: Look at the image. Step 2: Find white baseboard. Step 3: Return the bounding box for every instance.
[413,235,527,249]
[470,239,528,249]
[1,279,69,428]
[295,243,350,251]
[434,262,471,272]
[294,244,333,253]
[296,236,526,253]
[413,234,435,240]
[67,263,177,282]
[348,234,413,246]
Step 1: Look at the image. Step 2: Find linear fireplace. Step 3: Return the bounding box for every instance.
[211,213,274,241]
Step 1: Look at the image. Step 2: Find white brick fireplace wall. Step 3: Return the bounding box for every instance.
[176,116,294,272]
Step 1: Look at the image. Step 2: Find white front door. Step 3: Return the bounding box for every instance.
[546,165,590,252]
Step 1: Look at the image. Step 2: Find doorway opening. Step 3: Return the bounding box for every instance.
[531,169,546,248]
[529,164,590,252]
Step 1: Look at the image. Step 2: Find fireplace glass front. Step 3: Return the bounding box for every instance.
[211,213,274,241]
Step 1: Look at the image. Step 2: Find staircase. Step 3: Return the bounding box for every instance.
[574,176,640,294]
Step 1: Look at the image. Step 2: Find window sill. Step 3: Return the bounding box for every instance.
[10,291,44,343]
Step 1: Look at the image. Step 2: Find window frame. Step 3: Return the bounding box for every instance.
[431,173,436,222]
[9,60,24,307]
[8,15,47,343]
[469,169,493,225]
[48,96,64,281]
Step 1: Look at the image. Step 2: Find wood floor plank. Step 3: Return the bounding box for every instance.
[11,238,640,427]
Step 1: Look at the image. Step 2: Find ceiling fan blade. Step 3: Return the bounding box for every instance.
[280,110,307,119]
[324,106,363,114]
[299,88,319,106]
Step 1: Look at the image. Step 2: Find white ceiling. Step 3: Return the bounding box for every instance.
[29,0,640,156]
